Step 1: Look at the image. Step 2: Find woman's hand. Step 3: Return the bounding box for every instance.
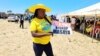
[45,32,52,36]
[48,32,53,36]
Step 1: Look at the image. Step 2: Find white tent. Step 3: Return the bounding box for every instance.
[60,2,100,42]
[61,2,100,16]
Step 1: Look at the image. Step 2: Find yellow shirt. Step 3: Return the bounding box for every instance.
[86,25,93,33]
[30,17,51,45]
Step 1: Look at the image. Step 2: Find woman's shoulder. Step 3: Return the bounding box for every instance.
[31,17,38,21]
[31,18,37,23]
[47,16,52,22]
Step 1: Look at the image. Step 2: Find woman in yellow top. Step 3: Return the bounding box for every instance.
[29,4,53,56]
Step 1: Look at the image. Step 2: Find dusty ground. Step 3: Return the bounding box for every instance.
[0,19,100,56]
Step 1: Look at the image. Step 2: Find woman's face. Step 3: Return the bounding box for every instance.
[37,9,46,19]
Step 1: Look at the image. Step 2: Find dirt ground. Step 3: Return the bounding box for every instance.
[0,19,100,56]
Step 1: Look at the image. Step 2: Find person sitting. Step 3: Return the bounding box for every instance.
[95,21,100,38]
[86,21,94,35]
[90,21,100,37]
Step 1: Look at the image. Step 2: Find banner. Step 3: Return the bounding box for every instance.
[52,21,72,35]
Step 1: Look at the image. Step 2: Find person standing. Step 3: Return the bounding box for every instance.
[75,17,80,31]
[29,4,54,56]
[25,14,31,23]
[71,16,76,30]
[66,16,71,23]
[15,15,19,23]
[19,15,24,29]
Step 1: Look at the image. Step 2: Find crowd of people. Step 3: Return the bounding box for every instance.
[75,17,100,38]
[6,13,100,38]
[51,15,100,38]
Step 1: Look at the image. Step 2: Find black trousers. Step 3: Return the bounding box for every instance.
[33,42,54,56]
[20,20,24,28]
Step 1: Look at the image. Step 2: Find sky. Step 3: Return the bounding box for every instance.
[0,0,100,15]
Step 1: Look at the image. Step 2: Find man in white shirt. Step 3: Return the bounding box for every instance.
[15,15,19,23]
[71,16,76,30]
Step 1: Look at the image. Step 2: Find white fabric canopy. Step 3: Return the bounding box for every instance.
[58,2,100,42]
[61,2,100,16]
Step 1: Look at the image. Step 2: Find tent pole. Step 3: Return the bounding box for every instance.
[92,13,97,43]
[83,16,85,36]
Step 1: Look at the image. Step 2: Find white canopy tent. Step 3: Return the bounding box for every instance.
[60,2,100,42]
[60,2,100,16]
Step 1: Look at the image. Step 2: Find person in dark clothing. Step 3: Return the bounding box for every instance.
[28,15,33,23]
[66,16,71,23]
[75,18,80,31]
[20,15,24,29]
[51,15,58,21]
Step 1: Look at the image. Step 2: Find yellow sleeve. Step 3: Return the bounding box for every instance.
[30,20,37,32]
